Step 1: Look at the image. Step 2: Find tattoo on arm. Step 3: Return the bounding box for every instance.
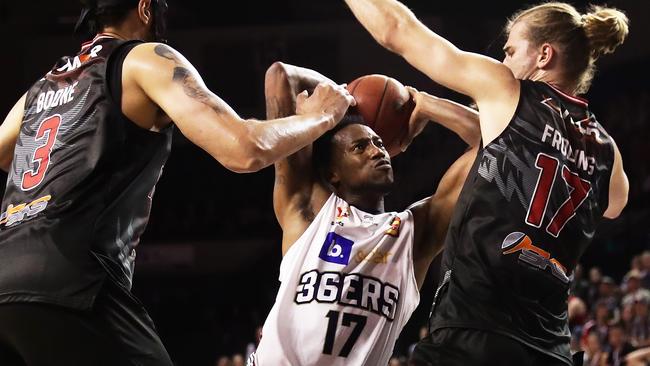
[154,44,216,109]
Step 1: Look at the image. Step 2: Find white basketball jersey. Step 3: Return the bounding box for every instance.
[252,194,419,366]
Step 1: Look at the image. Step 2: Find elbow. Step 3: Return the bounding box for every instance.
[604,184,629,220]
[222,144,268,173]
[221,132,272,173]
[265,62,289,91]
[379,17,401,51]
[380,11,413,54]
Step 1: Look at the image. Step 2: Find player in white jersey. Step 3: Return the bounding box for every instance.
[250,62,481,366]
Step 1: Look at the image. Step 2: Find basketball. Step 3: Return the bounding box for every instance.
[347,74,415,155]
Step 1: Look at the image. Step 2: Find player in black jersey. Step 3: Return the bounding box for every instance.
[344,1,630,365]
[0,1,353,365]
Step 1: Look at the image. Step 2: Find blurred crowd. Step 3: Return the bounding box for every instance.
[569,251,650,366]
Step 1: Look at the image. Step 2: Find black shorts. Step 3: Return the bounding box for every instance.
[0,280,172,366]
[410,328,571,366]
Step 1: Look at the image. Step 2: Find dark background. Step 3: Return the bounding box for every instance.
[0,0,648,364]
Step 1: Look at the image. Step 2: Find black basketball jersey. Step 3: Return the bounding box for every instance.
[0,35,172,309]
[429,80,614,364]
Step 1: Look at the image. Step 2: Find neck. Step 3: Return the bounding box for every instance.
[101,18,146,41]
[339,191,385,214]
[530,71,578,95]
[99,28,128,40]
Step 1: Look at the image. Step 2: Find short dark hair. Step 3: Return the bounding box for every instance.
[79,0,139,34]
[311,110,365,186]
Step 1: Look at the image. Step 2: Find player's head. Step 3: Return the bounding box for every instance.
[312,114,394,199]
[503,2,628,93]
[76,0,169,42]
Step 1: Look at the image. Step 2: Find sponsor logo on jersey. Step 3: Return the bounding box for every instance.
[54,45,103,74]
[0,195,51,227]
[385,216,401,237]
[354,248,392,264]
[501,231,570,283]
[319,232,354,265]
[331,205,350,227]
[294,269,399,320]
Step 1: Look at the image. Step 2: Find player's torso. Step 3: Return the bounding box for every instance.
[254,194,419,366]
[0,35,172,308]
[431,80,614,360]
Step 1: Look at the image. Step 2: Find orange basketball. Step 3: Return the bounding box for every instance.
[347,74,415,155]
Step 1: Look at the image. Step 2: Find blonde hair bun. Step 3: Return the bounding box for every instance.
[582,5,629,59]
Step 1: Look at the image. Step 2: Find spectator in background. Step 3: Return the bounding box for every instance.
[244,325,263,362]
[215,355,232,366]
[584,331,607,366]
[599,276,621,316]
[573,264,591,301]
[408,326,429,357]
[232,354,245,366]
[623,270,650,306]
[631,293,650,347]
[584,301,614,347]
[605,323,636,366]
[640,252,650,289]
[590,267,605,308]
[631,256,643,273]
[621,303,636,338]
[570,296,589,352]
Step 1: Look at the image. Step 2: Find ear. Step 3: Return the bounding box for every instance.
[536,43,555,69]
[328,170,341,189]
[138,0,153,25]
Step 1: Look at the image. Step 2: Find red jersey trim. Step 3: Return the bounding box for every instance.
[543,82,589,107]
[80,33,117,51]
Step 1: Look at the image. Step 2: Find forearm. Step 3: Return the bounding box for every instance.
[247,112,335,170]
[265,62,336,119]
[417,93,480,146]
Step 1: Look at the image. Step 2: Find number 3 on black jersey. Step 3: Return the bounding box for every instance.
[21,115,62,191]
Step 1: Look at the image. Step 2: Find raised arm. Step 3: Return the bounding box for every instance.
[264,62,337,255]
[344,0,519,145]
[0,93,26,172]
[404,94,480,287]
[124,43,354,173]
[402,87,480,150]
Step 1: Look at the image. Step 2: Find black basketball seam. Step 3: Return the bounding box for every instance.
[373,78,390,127]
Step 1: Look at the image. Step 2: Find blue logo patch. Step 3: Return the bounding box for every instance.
[318,232,354,265]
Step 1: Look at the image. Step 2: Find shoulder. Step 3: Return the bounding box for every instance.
[123,43,185,70]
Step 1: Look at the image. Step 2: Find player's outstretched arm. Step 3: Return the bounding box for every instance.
[344,0,519,145]
[0,93,26,172]
[125,43,354,173]
[264,62,337,255]
[409,147,477,288]
[404,95,480,288]
[603,141,628,219]
[401,87,480,151]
